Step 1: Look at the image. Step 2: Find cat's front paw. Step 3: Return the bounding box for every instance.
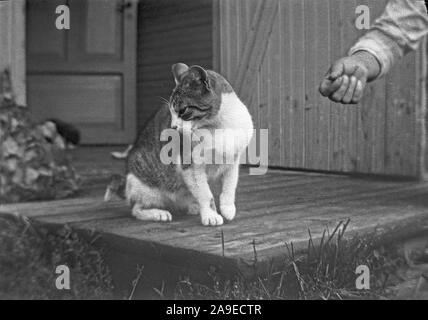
[201,209,224,226]
[220,204,236,221]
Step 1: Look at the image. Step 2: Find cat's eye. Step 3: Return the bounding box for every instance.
[179,107,195,121]
[178,107,188,116]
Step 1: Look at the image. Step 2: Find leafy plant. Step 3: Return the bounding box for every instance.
[0,70,80,203]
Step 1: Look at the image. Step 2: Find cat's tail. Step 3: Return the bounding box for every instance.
[111,144,133,159]
[104,174,126,201]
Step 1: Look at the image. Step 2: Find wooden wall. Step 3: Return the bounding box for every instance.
[137,0,213,128]
[0,0,26,106]
[215,0,427,178]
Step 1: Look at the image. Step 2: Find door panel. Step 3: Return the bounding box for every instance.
[26,0,136,144]
[27,74,122,125]
[27,0,67,61]
[73,0,124,61]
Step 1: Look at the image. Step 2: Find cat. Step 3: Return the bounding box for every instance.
[125,63,253,226]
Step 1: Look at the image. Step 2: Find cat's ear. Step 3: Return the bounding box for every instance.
[172,63,189,85]
[188,65,209,88]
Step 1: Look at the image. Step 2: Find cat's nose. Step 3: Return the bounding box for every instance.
[171,124,178,130]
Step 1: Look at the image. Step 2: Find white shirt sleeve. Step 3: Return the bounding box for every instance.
[348,0,428,78]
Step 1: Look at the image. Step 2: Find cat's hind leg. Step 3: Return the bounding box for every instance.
[172,189,200,216]
[126,173,172,222]
[132,206,172,222]
[186,201,200,216]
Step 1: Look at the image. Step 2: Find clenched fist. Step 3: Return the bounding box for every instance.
[319,51,381,104]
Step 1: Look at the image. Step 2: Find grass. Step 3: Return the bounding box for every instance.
[172,220,405,300]
[0,214,406,300]
[0,215,114,299]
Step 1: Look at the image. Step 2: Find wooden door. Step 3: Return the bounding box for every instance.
[26,0,137,144]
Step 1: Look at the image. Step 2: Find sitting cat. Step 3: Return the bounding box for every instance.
[125,63,253,226]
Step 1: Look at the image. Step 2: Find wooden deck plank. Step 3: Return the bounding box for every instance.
[57,181,428,257]
[64,199,428,266]
[159,189,428,244]
[216,203,428,255]
[160,202,427,255]
[17,175,409,225]
[4,173,424,225]
[28,178,428,254]
[240,205,428,263]
[0,198,125,218]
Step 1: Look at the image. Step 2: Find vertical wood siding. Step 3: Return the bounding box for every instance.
[0,0,26,106]
[137,0,213,128]
[215,0,426,178]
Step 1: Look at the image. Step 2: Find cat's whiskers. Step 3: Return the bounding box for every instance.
[156,96,170,106]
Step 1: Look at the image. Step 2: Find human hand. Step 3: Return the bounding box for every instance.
[319,51,380,104]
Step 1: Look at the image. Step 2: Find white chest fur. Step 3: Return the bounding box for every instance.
[213,92,254,158]
[174,92,254,176]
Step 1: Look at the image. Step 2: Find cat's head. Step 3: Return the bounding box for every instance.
[168,63,233,132]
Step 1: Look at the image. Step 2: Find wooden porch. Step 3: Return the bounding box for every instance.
[1,147,428,294]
